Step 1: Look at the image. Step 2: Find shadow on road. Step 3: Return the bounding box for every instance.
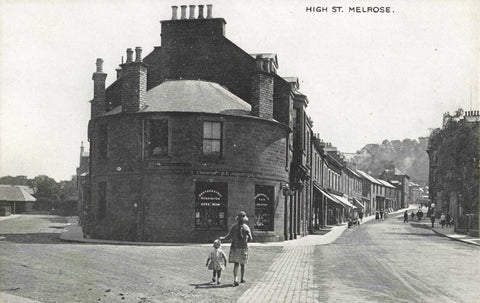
[190,282,234,289]
[46,216,69,224]
[0,232,64,244]
[410,222,434,229]
[384,232,440,237]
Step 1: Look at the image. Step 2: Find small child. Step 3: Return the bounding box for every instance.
[206,239,227,284]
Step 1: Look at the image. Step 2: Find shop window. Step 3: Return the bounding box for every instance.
[148,119,168,157]
[195,182,227,230]
[203,121,222,156]
[98,182,107,219]
[99,125,108,159]
[254,185,274,230]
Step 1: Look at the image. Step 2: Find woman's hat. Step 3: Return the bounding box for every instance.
[235,211,248,222]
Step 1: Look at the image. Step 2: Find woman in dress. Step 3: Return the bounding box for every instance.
[219,211,253,286]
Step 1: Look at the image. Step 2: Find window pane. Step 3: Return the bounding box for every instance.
[203,122,212,138]
[203,141,212,154]
[195,182,228,230]
[254,185,274,231]
[149,120,168,157]
[99,125,108,159]
[211,122,221,139]
[98,182,107,219]
[211,140,221,154]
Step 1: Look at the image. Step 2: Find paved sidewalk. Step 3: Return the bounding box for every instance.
[59,217,356,247]
[410,218,480,246]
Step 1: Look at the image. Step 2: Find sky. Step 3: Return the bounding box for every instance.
[0,0,478,181]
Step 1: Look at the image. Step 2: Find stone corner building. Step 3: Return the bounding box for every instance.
[84,5,302,243]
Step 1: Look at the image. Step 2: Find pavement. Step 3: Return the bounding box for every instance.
[409,217,480,246]
[1,207,478,303]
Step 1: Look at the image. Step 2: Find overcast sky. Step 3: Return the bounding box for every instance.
[0,0,478,181]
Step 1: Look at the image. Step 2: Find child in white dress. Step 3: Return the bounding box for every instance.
[206,239,227,284]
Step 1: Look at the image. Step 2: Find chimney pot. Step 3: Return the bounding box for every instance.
[116,67,122,79]
[198,5,204,18]
[126,48,133,63]
[95,58,104,72]
[180,5,187,19]
[135,46,143,62]
[171,6,178,20]
[207,4,213,18]
[189,5,195,19]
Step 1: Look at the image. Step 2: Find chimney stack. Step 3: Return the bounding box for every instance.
[91,58,107,118]
[198,5,205,18]
[251,55,274,119]
[121,47,147,113]
[160,4,226,47]
[171,5,178,20]
[180,5,187,19]
[189,5,195,19]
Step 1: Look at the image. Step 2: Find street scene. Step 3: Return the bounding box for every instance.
[0,207,478,303]
[1,1,479,303]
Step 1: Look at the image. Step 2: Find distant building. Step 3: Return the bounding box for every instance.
[76,141,89,225]
[0,185,36,214]
[379,167,410,208]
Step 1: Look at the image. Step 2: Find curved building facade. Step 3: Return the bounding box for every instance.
[86,72,291,242]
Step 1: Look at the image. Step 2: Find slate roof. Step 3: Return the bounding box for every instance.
[377,179,396,189]
[0,185,36,202]
[356,170,382,185]
[105,80,252,116]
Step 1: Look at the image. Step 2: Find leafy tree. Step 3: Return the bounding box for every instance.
[430,112,480,214]
[352,139,429,185]
[0,175,30,186]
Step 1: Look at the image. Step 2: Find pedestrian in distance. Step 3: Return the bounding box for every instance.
[375,211,379,221]
[440,212,446,228]
[430,212,436,228]
[219,211,252,287]
[417,209,423,221]
[411,211,415,221]
[404,210,408,223]
[359,210,364,223]
[446,213,451,227]
[206,239,228,284]
[380,209,384,220]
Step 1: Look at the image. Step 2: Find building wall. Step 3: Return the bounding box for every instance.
[87,112,290,242]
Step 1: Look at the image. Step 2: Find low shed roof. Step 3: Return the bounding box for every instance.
[0,185,36,202]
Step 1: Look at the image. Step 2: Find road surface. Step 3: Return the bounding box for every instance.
[313,214,480,303]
